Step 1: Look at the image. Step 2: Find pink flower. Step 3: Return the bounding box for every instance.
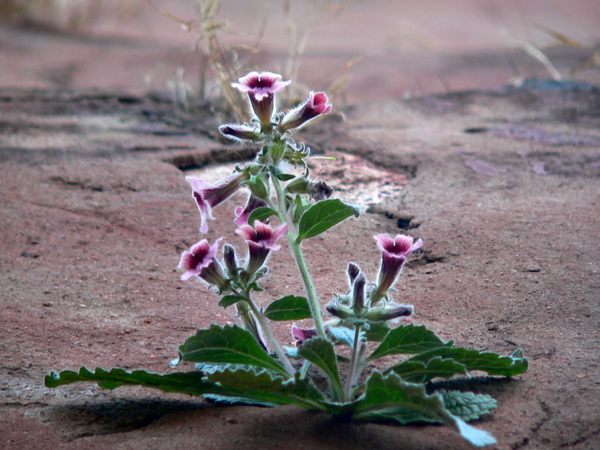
[232,71,291,126]
[187,171,250,233]
[372,234,422,303]
[236,220,289,274]
[179,238,229,291]
[234,194,268,227]
[292,326,317,346]
[279,92,332,132]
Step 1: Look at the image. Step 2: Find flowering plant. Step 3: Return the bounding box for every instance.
[46,71,528,447]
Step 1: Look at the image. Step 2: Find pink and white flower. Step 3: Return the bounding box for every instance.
[236,220,289,274]
[280,91,332,132]
[232,71,290,126]
[187,171,250,233]
[372,234,423,303]
[179,238,229,291]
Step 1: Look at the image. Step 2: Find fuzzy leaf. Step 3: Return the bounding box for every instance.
[407,347,529,377]
[387,357,468,383]
[248,207,277,224]
[353,372,496,447]
[439,390,497,421]
[204,367,327,411]
[218,294,246,308]
[264,295,311,321]
[363,322,392,342]
[178,324,289,377]
[45,367,216,396]
[328,326,355,346]
[367,324,452,362]
[297,199,360,241]
[297,337,344,400]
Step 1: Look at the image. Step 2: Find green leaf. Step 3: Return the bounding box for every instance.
[353,372,496,447]
[297,337,344,401]
[407,347,529,377]
[218,295,246,308]
[363,322,392,342]
[178,324,289,377]
[248,207,277,224]
[387,357,468,383]
[297,199,360,241]
[367,324,452,362]
[264,295,311,321]
[328,326,355,346]
[438,390,497,421]
[45,367,216,396]
[205,367,327,411]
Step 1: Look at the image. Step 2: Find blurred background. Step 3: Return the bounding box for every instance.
[1,0,599,104]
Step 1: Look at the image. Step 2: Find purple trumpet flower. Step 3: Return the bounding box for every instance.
[234,194,268,227]
[232,71,291,126]
[279,91,332,132]
[187,170,250,233]
[372,234,423,303]
[236,220,289,274]
[178,238,229,292]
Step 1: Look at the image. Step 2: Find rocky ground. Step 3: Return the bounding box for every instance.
[1,1,599,449]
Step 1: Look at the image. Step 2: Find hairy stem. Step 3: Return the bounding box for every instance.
[245,292,295,376]
[271,176,326,339]
[344,324,363,399]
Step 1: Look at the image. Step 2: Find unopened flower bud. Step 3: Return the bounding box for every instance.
[223,244,238,277]
[219,124,261,143]
[280,92,332,132]
[347,262,361,285]
[365,304,414,322]
[352,272,367,317]
[326,302,354,320]
[285,177,309,194]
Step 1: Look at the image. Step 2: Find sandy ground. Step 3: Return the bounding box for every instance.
[1,1,599,449]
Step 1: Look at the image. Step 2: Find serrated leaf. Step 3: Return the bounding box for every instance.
[367,324,452,362]
[363,322,392,342]
[387,357,468,383]
[248,207,277,224]
[45,367,216,396]
[438,390,497,421]
[218,294,246,308]
[264,295,311,321]
[407,347,529,377]
[178,324,289,377]
[353,372,496,447]
[297,199,360,241]
[205,367,327,411]
[297,337,344,401]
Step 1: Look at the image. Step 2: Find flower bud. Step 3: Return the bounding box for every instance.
[352,272,367,317]
[219,124,261,143]
[365,304,414,322]
[223,244,238,277]
[280,92,332,132]
[326,302,354,320]
[347,262,361,285]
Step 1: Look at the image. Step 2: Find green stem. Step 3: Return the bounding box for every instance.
[245,292,295,376]
[271,176,326,339]
[344,324,363,399]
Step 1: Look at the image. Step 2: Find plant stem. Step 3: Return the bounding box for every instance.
[344,324,363,399]
[245,292,295,376]
[271,176,327,339]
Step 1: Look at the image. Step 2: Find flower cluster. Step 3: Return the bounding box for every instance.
[325,234,420,326]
